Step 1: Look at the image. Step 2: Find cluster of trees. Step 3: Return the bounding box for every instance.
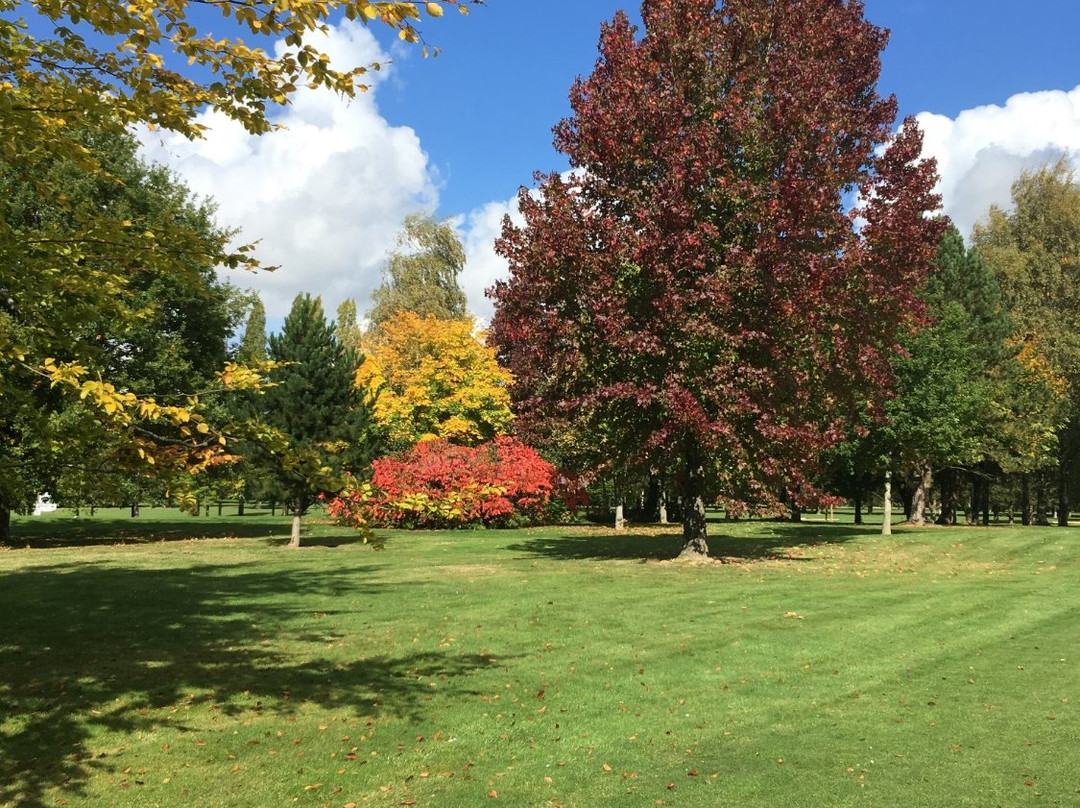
[489,0,1080,554]
[6,0,1080,556]
[0,0,475,543]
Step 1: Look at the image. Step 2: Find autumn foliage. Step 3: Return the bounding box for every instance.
[489,0,944,554]
[328,438,569,529]
[357,312,514,450]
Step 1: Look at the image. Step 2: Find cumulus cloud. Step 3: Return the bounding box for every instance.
[454,195,525,326]
[916,85,1080,240]
[139,20,438,321]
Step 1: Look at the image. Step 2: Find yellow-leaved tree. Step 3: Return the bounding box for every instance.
[357,311,514,450]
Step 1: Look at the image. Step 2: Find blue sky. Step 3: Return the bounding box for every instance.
[138,1,1080,323]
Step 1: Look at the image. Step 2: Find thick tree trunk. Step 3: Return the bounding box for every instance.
[614,503,626,531]
[853,489,863,525]
[1020,474,1032,525]
[237,499,245,517]
[907,462,932,526]
[1035,475,1051,526]
[130,502,140,518]
[0,506,12,546]
[678,439,709,558]
[789,499,802,522]
[936,468,956,525]
[289,513,302,548]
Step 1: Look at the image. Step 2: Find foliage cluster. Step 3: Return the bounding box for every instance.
[357,311,514,450]
[328,437,563,529]
[490,0,944,555]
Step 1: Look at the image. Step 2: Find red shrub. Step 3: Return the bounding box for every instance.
[330,438,561,529]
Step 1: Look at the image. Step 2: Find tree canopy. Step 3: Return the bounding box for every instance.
[0,128,248,541]
[368,213,469,326]
[489,0,943,556]
[973,158,1080,524]
[0,0,468,537]
[357,311,513,451]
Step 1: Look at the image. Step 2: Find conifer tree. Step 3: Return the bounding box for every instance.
[263,294,382,547]
[237,297,268,365]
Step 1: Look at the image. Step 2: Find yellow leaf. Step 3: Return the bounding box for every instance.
[425,2,444,16]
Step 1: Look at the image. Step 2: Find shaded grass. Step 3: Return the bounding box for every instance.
[0,513,1078,807]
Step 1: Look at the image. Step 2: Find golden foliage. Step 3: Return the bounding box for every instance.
[357,311,513,449]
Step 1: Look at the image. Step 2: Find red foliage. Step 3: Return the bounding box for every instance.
[488,0,944,544]
[329,438,568,529]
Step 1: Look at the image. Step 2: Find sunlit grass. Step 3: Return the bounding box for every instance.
[1,510,1077,807]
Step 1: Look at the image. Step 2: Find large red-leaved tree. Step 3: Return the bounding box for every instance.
[488,0,944,557]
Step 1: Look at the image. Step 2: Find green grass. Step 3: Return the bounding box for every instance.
[1,509,1078,807]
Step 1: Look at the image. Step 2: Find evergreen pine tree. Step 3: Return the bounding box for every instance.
[264,294,382,547]
[237,296,268,365]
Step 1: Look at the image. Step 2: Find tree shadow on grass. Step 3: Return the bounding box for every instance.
[507,522,872,562]
[11,516,371,549]
[0,561,499,808]
[11,517,290,547]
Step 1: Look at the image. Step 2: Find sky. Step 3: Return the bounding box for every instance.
[138,0,1080,326]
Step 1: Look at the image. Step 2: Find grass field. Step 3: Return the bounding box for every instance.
[1,509,1077,807]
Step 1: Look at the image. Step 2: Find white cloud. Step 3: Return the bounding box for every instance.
[139,20,438,322]
[916,85,1080,240]
[455,195,525,326]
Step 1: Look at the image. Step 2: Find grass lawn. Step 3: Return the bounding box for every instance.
[1,509,1078,807]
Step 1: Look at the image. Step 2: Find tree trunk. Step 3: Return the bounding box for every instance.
[881,470,892,536]
[936,468,956,525]
[853,489,863,525]
[289,513,302,548]
[908,461,932,526]
[0,506,11,546]
[238,499,245,517]
[1035,475,1051,526]
[130,502,140,518]
[1057,463,1070,527]
[217,500,223,517]
[658,488,669,525]
[1020,474,1032,525]
[678,439,709,558]
[614,502,626,531]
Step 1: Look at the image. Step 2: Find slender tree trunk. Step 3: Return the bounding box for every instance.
[130,502,140,518]
[1057,463,1070,527]
[290,513,302,548]
[238,499,246,517]
[658,488,669,525]
[908,461,932,526]
[1020,474,1032,526]
[217,500,223,517]
[853,489,863,525]
[881,471,892,536]
[678,438,709,558]
[614,502,626,531]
